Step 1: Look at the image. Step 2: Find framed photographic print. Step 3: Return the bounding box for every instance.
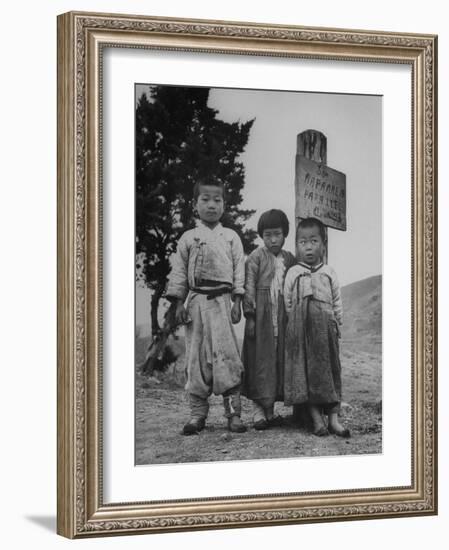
[57,11,438,538]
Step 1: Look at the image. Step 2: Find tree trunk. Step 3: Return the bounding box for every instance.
[150,287,163,336]
[141,300,177,377]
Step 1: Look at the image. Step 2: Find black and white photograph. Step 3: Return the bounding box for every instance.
[135,83,382,466]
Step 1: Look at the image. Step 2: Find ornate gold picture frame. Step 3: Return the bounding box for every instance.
[57,11,437,538]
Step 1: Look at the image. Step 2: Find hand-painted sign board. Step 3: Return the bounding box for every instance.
[295,155,346,231]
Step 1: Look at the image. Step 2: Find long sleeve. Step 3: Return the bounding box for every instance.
[283,267,298,313]
[231,232,245,297]
[330,268,343,325]
[165,233,189,301]
[242,251,259,317]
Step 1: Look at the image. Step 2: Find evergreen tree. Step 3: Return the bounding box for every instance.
[136,86,257,335]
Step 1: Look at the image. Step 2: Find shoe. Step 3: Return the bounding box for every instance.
[328,425,351,438]
[228,416,247,433]
[266,415,283,428]
[182,417,206,435]
[254,419,268,431]
[312,425,329,437]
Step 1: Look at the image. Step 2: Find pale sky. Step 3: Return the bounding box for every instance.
[136,85,382,329]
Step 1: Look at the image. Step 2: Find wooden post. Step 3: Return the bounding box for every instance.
[297,129,327,164]
[296,129,328,262]
[293,129,327,428]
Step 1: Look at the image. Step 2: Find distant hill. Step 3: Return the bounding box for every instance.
[341,274,382,347]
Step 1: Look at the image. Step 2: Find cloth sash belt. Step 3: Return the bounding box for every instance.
[192,280,232,300]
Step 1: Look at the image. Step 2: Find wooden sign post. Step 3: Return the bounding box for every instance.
[293,129,347,426]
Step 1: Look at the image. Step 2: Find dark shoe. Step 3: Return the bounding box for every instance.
[313,425,329,437]
[182,417,205,435]
[329,425,351,438]
[228,416,247,433]
[254,418,268,431]
[266,415,284,428]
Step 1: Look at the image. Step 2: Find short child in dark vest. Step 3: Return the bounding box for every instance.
[283,217,350,437]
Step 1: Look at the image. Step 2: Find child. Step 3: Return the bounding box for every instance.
[166,179,247,435]
[283,217,350,437]
[242,209,296,430]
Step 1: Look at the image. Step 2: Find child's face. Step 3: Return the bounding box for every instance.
[195,185,224,227]
[262,227,285,256]
[297,225,325,266]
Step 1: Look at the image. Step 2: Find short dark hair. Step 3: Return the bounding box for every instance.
[296,217,327,243]
[257,209,290,238]
[193,180,226,201]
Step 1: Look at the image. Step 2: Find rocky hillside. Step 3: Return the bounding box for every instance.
[341,274,382,350]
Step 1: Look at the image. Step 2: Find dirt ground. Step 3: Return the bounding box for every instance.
[135,339,382,465]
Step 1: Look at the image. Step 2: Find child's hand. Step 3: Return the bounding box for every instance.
[175,302,190,325]
[245,317,255,338]
[335,322,341,339]
[231,302,242,324]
